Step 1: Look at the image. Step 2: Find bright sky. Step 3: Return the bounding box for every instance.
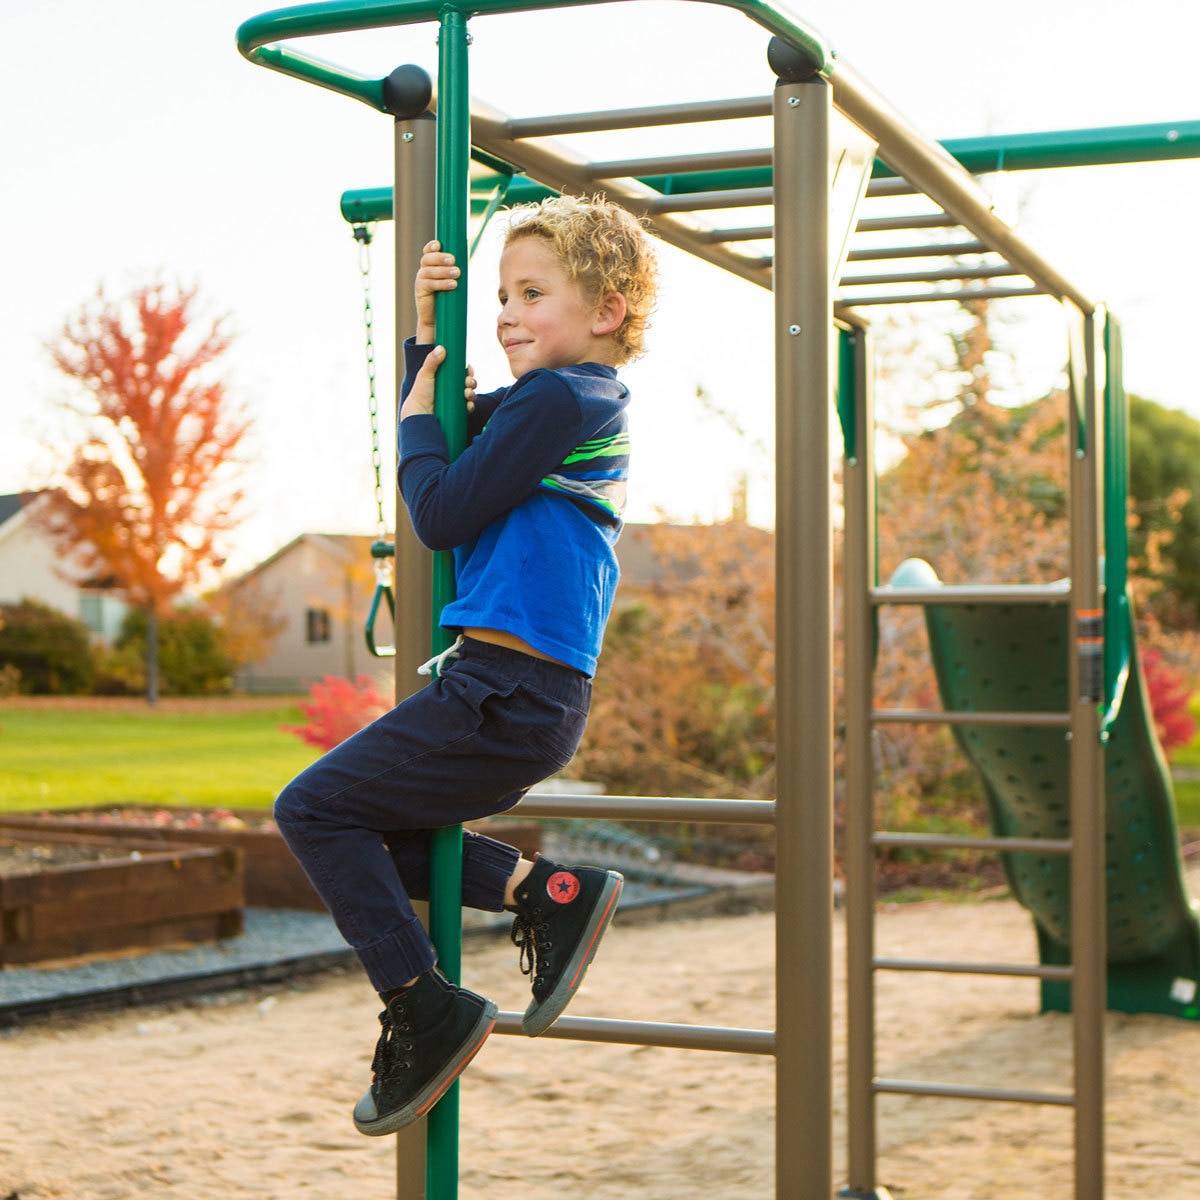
[3,0,1198,578]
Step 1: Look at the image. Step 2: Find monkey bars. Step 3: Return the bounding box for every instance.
[235,4,1200,1198]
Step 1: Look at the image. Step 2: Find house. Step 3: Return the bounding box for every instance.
[223,533,387,693]
[0,492,129,641]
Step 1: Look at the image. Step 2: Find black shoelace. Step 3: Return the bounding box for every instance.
[511,909,553,987]
[371,1005,413,1080]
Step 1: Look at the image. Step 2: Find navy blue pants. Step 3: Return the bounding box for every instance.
[274,638,591,993]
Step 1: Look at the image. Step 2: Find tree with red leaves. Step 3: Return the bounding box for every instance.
[35,282,251,703]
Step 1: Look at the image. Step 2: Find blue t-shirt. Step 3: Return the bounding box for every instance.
[398,340,630,677]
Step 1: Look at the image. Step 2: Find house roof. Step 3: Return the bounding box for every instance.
[222,532,375,591]
[0,493,29,528]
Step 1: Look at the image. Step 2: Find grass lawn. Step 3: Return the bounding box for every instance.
[0,699,320,810]
[1171,777,1200,831]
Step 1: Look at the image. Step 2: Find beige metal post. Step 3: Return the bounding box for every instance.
[772,75,834,1199]
[1068,306,1107,1200]
[393,108,437,1200]
[841,322,892,1199]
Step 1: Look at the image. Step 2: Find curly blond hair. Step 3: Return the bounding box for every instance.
[502,194,658,365]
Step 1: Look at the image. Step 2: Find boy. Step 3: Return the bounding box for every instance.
[274,194,658,1137]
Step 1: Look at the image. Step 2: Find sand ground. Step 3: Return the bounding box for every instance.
[2,865,1198,1199]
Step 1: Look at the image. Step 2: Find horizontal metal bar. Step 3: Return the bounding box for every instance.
[705,224,773,242]
[874,1078,1075,1107]
[865,176,923,198]
[875,957,1073,981]
[872,707,1070,728]
[506,95,772,138]
[840,263,1021,287]
[645,186,775,213]
[838,285,1045,306]
[493,1011,776,1055]
[845,240,988,261]
[871,583,1070,605]
[873,831,1073,855]
[588,146,771,181]
[855,212,957,232]
[516,792,777,825]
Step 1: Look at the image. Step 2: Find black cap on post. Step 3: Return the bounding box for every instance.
[382,64,433,118]
[767,36,823,85]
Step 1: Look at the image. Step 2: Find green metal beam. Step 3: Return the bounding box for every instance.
[878,120,1200,178]
[237,0,831,108]
[340,118,1200,226]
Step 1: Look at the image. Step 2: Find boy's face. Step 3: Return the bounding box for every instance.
[496,236,618,375]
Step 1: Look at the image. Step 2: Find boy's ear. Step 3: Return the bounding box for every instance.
[592,291,627,337]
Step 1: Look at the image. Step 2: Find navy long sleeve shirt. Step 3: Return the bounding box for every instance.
[398,339,631,676]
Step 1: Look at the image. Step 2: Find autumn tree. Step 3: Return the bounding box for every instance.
[1128,394,1200,624]
[36,282,251,703]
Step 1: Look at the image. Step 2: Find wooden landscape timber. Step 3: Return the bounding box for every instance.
[0,807,543,912]
[0,829,244,966]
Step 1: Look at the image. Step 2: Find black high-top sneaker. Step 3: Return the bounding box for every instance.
[510,856,624,1036]
[353,968,497,1136]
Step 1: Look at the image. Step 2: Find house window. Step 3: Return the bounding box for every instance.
[305,607,332,644]
[79,594,104,635]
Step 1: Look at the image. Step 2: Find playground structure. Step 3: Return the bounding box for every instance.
[237,4,1200,1198]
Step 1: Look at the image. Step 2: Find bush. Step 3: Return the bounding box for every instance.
[107,608,237,696]
[282,675,390,751]
[0,663,20,697]
[1141,648,1197,756]
[0,598,96,694]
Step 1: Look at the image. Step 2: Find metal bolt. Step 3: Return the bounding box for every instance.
[788,324,801,335]
[1075,449,1085,459]
[401,131,414,142]
[787,96,800,107]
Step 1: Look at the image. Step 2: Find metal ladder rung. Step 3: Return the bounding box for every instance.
[839,285,1046,306]
[841,263,1023,288]
[874,1078,1075,1107]
[872,706,1070,728]
[846,239,988,261]
[855,211,957,232]
[586,146,771,180]
[871,582,1070,605]
[493,1011,776,1055]
[646,186,774,214]
[874,957,1073,981]
[873,831,1072,855]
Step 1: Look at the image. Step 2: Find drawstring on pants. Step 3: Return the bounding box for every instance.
[417,634,464,679]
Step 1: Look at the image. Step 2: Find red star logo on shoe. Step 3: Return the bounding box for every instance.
[546,871,581,903]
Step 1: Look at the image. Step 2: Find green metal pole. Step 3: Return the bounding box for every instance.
[427,9,470,1199]
[1101,314,1130,736]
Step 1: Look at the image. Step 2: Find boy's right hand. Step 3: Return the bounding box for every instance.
[415,240,460,344]
[400,348,477,423]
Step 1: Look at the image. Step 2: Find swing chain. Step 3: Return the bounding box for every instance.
[355,222,390,560]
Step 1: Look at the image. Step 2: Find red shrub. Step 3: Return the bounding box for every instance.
[1141,649,1197,756]
[282,675,390,752]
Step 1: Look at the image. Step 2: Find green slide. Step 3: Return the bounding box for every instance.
[891,558,1200,1020]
